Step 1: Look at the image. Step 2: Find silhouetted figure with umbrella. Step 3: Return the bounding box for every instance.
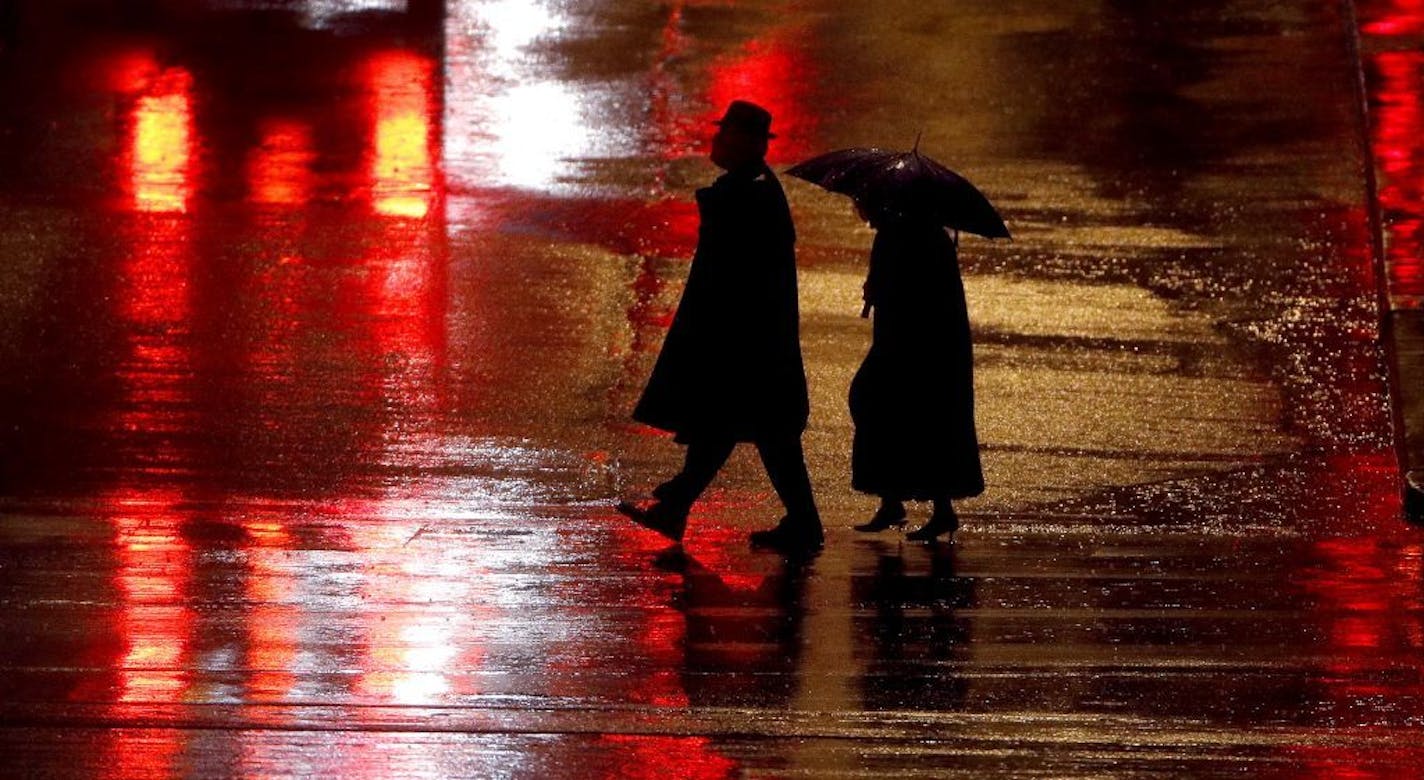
[619,101,823,554]
[788,143,1007,540]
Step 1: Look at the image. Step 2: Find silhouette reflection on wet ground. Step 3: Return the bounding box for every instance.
[1,0,1423,776]
[853,544,972,714]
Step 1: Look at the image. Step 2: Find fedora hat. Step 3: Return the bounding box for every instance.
[713,100,777,138]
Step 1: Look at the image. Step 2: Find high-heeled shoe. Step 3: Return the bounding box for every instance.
[854,505,907,532]
[905,509,959,542]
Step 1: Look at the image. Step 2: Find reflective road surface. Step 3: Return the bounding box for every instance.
[1,1,1423,777]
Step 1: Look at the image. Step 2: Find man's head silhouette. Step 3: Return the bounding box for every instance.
[710,100,774,171]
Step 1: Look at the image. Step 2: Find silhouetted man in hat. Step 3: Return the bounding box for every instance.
[619,100,823,553]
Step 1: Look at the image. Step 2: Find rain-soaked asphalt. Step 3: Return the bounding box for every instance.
[1,1,1423,777]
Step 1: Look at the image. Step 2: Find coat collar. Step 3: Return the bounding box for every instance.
[714,160,773,187]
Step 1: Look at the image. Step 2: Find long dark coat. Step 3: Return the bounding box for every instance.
[849,223,984,500]
[633,162,809,443]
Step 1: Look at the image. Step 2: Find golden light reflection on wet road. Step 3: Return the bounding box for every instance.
[0,0,1420,777]
[369,50,436,219]
[128,65,196,214]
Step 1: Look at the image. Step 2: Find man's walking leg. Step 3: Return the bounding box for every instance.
[749,436,824,550]
[623,438,735,542]
[654,438,736,511]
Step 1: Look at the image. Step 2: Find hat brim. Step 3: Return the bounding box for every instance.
[712,120,776,138]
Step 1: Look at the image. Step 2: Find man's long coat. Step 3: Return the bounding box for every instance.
[633,162,809,442]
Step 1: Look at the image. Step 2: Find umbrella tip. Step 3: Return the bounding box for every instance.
[912,131,922,154]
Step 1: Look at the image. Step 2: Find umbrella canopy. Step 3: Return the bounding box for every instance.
[786,146,1010,239]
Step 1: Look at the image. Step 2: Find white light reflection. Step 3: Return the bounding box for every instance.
[486,81,589,190]
[480,0,561,59]
[444,0,628,203]
[200,0,409,30]
[349,513,469,706]
[302,0,407,29]
[342,438,585,708]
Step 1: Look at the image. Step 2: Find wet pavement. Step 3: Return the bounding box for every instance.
[1,0,1423,777]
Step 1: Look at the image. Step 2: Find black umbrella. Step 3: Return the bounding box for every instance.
[785,144,1010,239]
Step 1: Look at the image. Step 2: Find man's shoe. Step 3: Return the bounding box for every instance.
[616,501,688,543]
[651,545,690,572]
[749,517,824,554]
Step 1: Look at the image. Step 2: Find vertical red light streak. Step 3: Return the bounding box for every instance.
[241,514,301,707]
[350,47,456,707]
[368,216,441,356]
[363,45,447,448]
[128,67,196,214]
[577,524,743,777]
[367,50,436,218]
[344,221,458,707]
[647,1,695,163]
[96,50,201,775]
[1371,49,1424,300]
[109,490,195,705]
[117,217,191,346]
[110,209,196,458]
[99,489,195,780]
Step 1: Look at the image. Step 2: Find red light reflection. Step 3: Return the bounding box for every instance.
[97,489,195,779]
[596,736,739,780]
[367,217,444,358]
[110,206,195,451]
[646,1,695,163]
[120,223,191,332]
[99,57,201,770]
[367,50,437,218]
[347,158,456,707]
[565,516,743,776]
[357,200,450,463]
[1285,531,1424,776]
[241,514,301,706]
[1370,49,1424,301]
[1283,748,1424,780]
[127,67,196,213]
[704,29,818,164]
[248,120,314,207]
[684,521,770,593]
[104,48,164,95]
[1362,0,1424,36]
[108,489,194,705]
